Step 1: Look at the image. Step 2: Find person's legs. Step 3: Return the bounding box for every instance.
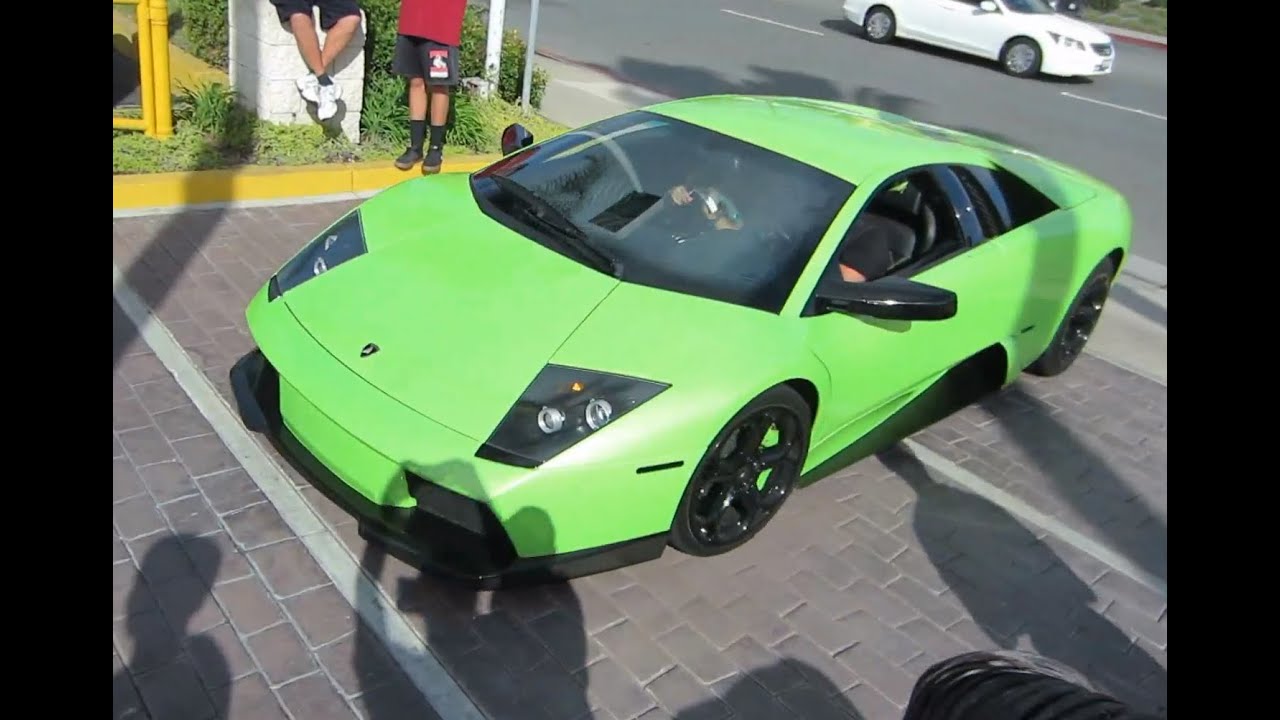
[422,42,461,174]
[391,35,430,170]
[270,1,326,103]
[311,0,362,121]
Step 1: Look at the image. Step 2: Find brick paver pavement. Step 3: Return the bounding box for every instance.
[113,200,1167,720]
[114,300,443,720]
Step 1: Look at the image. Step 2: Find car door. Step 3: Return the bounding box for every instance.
[800,165,1001,450]
[945,162,1075,371]
[927,0,1017,57]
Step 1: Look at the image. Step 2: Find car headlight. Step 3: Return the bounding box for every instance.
[269,211,367,299]
[476,365,669,467]
[1047,32,1086,51]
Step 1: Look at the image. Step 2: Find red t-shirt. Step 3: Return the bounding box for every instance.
[398,0,468,47]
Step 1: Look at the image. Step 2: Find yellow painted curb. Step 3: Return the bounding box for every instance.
[113,157,500,210]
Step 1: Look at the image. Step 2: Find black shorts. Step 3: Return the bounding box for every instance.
[392,35,461,87]
[269,0,360,31]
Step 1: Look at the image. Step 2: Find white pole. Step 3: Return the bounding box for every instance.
[520,0,540,113]
[483,0,507,100]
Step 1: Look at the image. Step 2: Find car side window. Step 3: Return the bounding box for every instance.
[830,168,973,282]
[952,164,1060,239]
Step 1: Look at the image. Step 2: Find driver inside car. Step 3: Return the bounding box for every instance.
[836,213,897,283]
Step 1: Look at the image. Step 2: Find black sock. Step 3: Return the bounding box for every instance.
[428,124,445,150]
[409,120,426,152]
[316,73,333,86]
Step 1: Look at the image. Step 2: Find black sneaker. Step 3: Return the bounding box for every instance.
[423,145,444,175]
[394,147,423,170]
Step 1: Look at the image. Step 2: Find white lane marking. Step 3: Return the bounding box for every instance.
[902,439,1168,598]
[112,264,487,720]
[1061,91,1166,121]
[720,8,824,36]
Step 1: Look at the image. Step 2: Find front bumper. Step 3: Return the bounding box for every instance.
[230,349,666,589]
[1041,44,1115,77]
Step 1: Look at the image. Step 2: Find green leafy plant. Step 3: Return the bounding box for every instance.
[181,0,229,70]
[1087,0,1123,11]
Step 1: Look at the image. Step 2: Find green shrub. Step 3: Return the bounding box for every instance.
[181,0,229,70]
[1087,0,1123,11]
[359,72,488,150]
[114,80,569,175]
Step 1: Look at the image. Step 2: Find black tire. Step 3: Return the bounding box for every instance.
[1026,256,1116,377]
[862,6,897,44]
[669,385,812,557]
[1000,37,1042,78]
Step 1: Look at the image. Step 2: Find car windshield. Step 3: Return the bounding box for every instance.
[470,111,854,313]
[1003,0,1055,14]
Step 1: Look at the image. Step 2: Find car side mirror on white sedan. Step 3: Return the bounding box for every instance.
[979,0,999,11]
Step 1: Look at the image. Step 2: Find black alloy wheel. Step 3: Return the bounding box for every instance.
[670,385,811,556]
[1026,257,1116,377]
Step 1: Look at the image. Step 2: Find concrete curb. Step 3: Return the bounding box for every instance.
[1108,31,1167,50]
[1091,22,1167,50]
[112,157,499,211]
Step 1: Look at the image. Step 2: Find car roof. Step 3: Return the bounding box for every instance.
[646,95,1016,186]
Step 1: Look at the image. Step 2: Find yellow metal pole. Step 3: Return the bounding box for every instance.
[134,1,157,136]
[148,0,173,138]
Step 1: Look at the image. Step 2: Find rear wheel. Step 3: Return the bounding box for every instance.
[1026,257,1115,377]
[863,6,897,44]
[669,385,812,557]
[1000,37,1042,78]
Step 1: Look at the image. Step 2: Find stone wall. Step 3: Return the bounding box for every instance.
[228,0,366,143]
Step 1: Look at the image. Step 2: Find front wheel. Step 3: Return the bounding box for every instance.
[669,385,812,557]
[1025,257,1115,377]
[1000,38,1042,78]
[863,6,897,44]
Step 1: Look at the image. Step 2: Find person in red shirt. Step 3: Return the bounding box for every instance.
[392,0,468,174]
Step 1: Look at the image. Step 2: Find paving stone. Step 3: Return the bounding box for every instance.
[245,621,318,685]
[249,538,331,599]
[283,584,357,648]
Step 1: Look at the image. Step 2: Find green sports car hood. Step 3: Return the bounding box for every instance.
[277,174,621,440]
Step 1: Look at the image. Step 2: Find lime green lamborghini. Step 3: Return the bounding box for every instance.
[232,95,1131,587]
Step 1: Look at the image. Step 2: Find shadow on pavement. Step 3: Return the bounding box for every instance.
[979,385,1167,585]
[614,57,842,103]
[877,444,1166,715]
[353,461,593,720]
[114,533,231,719]
[1109,282,1166,328]
[347,460,865,719]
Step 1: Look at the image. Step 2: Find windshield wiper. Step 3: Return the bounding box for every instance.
[488,175,620,277]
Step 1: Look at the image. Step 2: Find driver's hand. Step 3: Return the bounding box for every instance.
[670,185,694,205]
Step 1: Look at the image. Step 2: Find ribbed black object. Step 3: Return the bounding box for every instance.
[902,651,1165,720]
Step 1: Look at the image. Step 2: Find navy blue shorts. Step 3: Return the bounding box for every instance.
[269,0,360,31]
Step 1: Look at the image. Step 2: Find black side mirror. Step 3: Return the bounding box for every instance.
[816,275,957,321]
[501,123,535,156]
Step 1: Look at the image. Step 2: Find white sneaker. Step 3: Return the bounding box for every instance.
[295,74,320,103]
[316,82,342,121]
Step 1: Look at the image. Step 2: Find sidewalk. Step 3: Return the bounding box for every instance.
[112,197,1166,719]
[114,301,442,719]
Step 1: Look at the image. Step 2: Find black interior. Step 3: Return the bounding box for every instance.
[864,179,940,271]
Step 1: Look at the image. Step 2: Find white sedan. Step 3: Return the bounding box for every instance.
[842,0,1116,79]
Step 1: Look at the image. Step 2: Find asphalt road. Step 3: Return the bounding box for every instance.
[500,0,1168,266]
